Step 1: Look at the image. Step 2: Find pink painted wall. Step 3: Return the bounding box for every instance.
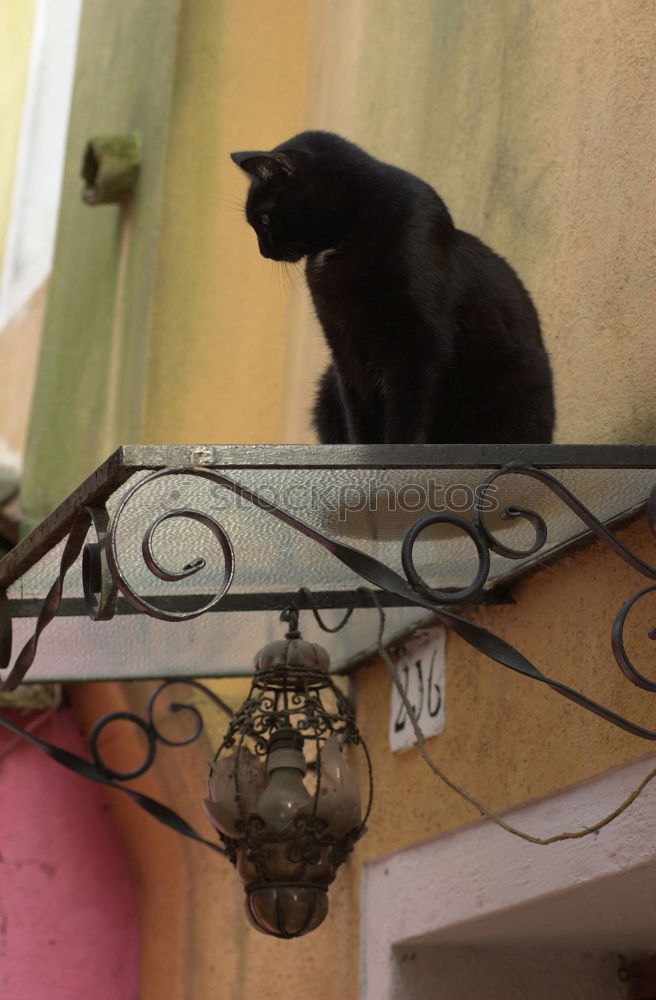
[0,708,139,1000]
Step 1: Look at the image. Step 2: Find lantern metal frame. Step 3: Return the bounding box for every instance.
[204,616,373,937]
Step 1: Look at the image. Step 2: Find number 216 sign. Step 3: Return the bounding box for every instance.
[389,628,446,752]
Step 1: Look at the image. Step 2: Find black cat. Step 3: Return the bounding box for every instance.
[232,131,555,444]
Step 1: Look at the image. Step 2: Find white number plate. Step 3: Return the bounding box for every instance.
[389,628,446,752]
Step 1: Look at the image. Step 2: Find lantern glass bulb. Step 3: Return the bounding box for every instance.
[256,744,312,833]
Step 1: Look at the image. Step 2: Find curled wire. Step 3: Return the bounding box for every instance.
[297,587,354,633]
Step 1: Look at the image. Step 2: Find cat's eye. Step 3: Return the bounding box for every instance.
[261,213,270,226]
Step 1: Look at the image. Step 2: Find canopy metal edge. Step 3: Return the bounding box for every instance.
[3,442,656,597]
[118,442,656,471]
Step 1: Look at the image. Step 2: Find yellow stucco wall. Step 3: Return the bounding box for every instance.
[142,0,311,444]
[0,0,39,466]
[0,0,35,269]
[0,285,46,457]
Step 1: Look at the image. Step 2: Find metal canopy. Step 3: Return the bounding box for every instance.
[1,443,655,683]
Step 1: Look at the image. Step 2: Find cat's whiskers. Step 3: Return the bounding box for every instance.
[214,196,248,218]
[267,258,290,303]
[277,260,304,306]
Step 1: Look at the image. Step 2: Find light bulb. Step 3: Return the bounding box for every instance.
[256,728,313,833]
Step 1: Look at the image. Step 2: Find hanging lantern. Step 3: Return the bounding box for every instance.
[203,615,372,938]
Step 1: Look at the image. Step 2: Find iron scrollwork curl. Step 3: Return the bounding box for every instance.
[0,587,12,673]
[90,711,156,780]
[82,504,118,621]
[474,463,656,578]
[472,464,656,690]
[401,512,491,604]
[477,503,548,560]
[612,584,656,692]
[90,678,235,780]
[0,677,234,852]
[105,473,235,621]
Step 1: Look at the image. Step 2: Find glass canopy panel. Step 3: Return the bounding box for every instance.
[2,444,655,681]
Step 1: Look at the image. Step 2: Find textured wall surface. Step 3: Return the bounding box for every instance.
[0,0,35,267]
[0,710,139,1000]
[0,0,38,477]
[142,0,311,445]
[0,284,45,461]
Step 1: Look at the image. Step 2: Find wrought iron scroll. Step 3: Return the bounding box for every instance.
[0,589,11,673]
[474,463,656,576]
[105,502,235,621]
[83,504,118,621]
[98,464,656,739]
[2,463,656,739]
[612,584,656,692]
[473,464,656,696]
[2,505,112,689]
[0,678,233,852]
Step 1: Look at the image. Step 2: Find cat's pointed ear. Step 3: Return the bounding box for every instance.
[230,150,296,181]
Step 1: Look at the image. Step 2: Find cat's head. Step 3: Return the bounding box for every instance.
[231,132,364,262]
